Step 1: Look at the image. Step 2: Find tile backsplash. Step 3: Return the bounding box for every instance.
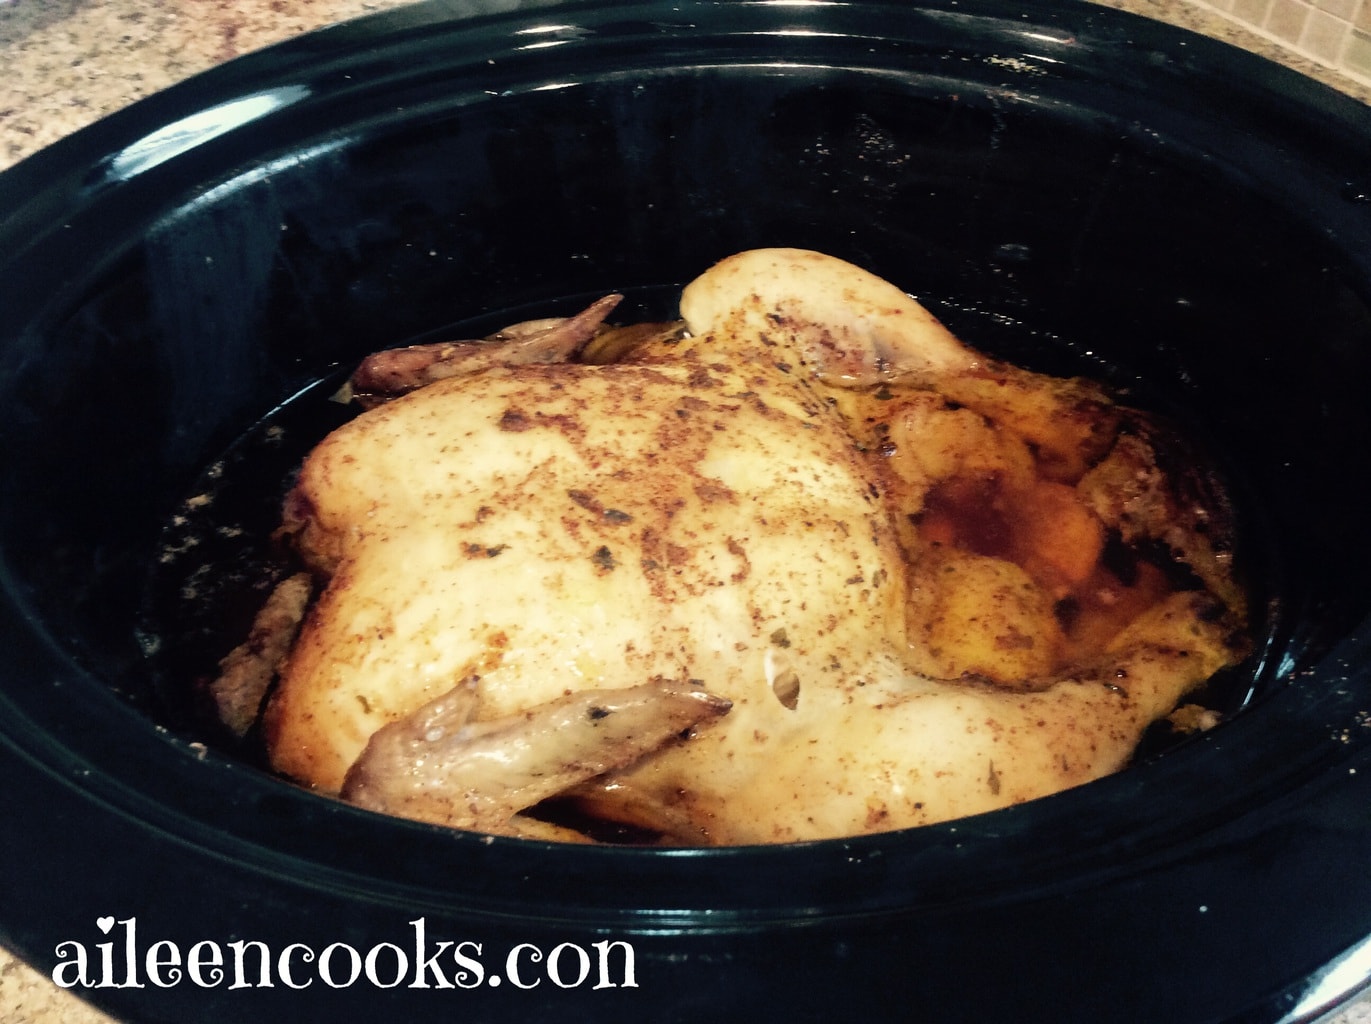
[1199,0,1371,83]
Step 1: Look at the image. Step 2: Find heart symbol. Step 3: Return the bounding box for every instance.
[96,917,114,934]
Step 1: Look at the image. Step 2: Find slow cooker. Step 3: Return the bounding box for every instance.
[1,1,1370,1020]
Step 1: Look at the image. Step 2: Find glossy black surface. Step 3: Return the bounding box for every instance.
[2,1,1371,1021]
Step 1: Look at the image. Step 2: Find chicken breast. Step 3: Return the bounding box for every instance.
[266,355,906,791]
[258,248,1248,844]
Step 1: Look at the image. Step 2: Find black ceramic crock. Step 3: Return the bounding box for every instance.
[2,1,1371,1021]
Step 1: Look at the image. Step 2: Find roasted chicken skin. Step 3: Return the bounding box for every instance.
[248,248,1248,844]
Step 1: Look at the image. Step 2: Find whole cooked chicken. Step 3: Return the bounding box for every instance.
[220,248,1248,844]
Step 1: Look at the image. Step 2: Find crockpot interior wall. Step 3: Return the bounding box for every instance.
[2,55,1370,722]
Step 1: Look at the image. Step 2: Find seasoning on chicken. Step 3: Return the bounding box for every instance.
[229,248,1248,844]
[341,678,730,840]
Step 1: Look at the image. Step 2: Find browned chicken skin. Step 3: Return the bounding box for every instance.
[341,679,730,840]
[233,248,1248,844]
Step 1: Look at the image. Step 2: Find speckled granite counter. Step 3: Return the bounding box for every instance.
[1,1,1370,1022]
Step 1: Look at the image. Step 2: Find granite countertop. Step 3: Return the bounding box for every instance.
[1,1,1370,1022]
